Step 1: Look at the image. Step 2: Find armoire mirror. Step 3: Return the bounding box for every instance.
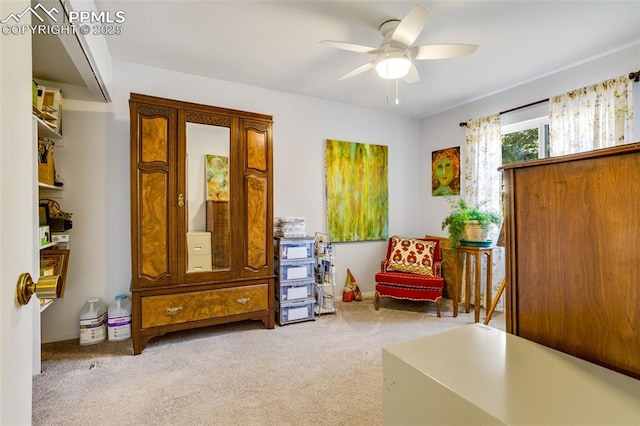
[186,122,231,272]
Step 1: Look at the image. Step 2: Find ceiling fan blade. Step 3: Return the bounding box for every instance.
[402,63,419,83]
[391,5,429,47]
[320,40,378,54]
[339,62,375,80]
[411,43,479,60]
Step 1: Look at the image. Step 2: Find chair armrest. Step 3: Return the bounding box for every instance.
[380,259,387,272]
[434,260,442,277]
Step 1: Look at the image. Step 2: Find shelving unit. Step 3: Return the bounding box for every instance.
[35,115,63,143]
[38,182,64,200]
[36,115,67,314]
[39,241,59,250]
[314,241,337,316]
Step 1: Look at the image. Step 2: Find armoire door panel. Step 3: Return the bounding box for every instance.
[246,175,268,270]
[139,171,170,280]
[246,125,267,171]
[140,116,169,163]
[131,100,178,289]
[180,109,237,283]
[241,118,272,277]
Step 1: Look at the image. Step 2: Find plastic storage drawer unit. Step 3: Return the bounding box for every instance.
[276,279,314,302]
[276,298,315,325]
[274,237,315,260]
[275,258,314,281]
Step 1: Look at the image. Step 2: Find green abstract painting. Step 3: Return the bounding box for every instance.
[325,139,389,242]
[205,154,229,201]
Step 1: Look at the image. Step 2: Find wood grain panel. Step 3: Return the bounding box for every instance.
[246,176,267,269]
[247,128,266,171]
[140,116,167,163]
[504,143,640,379]
[141,284,268,328]
[140,172,169,279]
[206,201,230,269]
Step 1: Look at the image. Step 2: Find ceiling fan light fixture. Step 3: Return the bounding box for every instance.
[375,51,411,79]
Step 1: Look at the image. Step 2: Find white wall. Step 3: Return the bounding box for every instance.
[41,58,421,342]
[419,43,640,236]
[39,94,111,343]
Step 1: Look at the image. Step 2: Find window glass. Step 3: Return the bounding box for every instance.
[501,117,549,165]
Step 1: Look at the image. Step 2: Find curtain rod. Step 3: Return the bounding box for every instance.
[458,98,548,127]
[459,69,640,127]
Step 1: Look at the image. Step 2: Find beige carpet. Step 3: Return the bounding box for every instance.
[33,295,504,426]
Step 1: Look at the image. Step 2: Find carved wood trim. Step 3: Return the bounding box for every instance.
[243,119,269,132]
[185,112,232,128]
[138,105,170,117]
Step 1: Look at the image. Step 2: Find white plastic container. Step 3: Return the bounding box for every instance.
[107,294,132,342]
[79,298,107,346]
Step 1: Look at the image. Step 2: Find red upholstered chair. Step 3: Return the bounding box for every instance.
[374,236,444,317]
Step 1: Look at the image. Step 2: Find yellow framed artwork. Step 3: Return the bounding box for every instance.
[325,139,388,242]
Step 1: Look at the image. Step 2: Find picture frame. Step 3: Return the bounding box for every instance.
[431,146,461,196]
[39,202,49,226]
[40,249,70,298]
[325,139,389,242]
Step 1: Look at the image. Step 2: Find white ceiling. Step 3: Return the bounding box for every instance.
[88,1,640,118]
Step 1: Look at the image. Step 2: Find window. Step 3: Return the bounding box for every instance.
[501,117,549,165]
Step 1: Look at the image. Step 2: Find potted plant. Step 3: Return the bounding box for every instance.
[441,198,502,248]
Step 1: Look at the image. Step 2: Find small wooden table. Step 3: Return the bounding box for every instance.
[453,245,494,322]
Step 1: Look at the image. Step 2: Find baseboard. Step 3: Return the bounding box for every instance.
[41,332,79,344]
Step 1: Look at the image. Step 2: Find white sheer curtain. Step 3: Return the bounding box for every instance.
[462,114,504,309]
[549,75,633,156]
[464,114,502,213]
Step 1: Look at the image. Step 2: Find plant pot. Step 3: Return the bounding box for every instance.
[461,220,488,242]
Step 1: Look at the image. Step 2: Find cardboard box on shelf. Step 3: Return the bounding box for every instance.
[39,226,50,247]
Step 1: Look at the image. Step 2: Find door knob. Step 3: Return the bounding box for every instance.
[16,272,62,306]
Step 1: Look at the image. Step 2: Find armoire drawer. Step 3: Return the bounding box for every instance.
[140,284,268,328]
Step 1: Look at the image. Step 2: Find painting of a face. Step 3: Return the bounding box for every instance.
[436,156,454,187]
[432,147,460,196]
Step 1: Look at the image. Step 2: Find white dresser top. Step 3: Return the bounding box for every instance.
[383,324,640,425]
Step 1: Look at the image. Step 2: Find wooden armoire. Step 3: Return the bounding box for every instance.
[501,142,640,379]
[129,93,274,354]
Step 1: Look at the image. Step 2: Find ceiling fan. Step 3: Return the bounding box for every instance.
[320,4,478,83]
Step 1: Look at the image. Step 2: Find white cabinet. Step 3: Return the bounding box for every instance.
[382,324,640,425]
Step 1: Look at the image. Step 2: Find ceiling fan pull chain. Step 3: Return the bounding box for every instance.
[386,78,390,103]
[395,79,399,105]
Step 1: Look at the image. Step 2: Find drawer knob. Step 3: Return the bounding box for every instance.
[236,297,250,304]
[166,306,183,316]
